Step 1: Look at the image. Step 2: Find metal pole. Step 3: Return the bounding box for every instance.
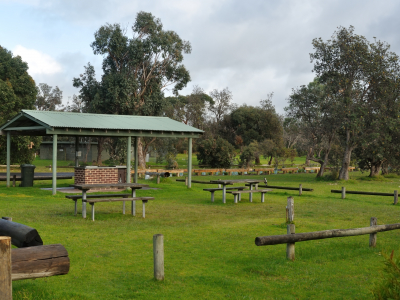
[134,137,138,183]
[6,131,10,188]
[52,134,57,195]
[188,138,192,188]
[127,136,131,183]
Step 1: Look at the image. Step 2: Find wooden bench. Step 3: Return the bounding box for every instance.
[193,169,224,176]
[253,168,274,175]
[305,167,320,173]
[226,189,272,203]
[282,168,298,174]
[66,194,131,216]
[203,186,247,202]
[86,197,155,221]
[225,168,251,176]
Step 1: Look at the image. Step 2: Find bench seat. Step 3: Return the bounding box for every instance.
[66,193,130,200]
[86,197,155,221]
[226,189,273,203]
[203,186,247,202]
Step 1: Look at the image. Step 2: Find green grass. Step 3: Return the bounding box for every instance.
[3,171,400,299]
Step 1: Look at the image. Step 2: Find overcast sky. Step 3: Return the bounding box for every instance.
[2,0,400,113]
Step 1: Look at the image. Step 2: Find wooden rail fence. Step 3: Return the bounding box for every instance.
[255,197,400,260]
[331,187,399,204]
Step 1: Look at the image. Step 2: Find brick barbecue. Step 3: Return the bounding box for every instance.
[74,166,127,190]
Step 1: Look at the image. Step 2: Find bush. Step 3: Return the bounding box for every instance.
[197,137,236,168]
[373,250,400,299]
[239,146,254,168]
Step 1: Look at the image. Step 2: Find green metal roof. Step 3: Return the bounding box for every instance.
[0,110,203,138]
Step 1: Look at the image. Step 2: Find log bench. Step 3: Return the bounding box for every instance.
[66,194,131,216]
[86,197,155,221]
[226,189,273,203]
[203,186,247,202]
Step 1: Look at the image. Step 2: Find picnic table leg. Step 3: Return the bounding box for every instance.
[82,190,87,219]
[122,201,125,214]
[211,191,215,203]
[222,185,227,204]
[91,203,95,221]
[74,200,77,216]
[234,194,238,204]
[249,184,253,203]
[261,192,265,203]
[131,189,136,216]
[142,200,147,218]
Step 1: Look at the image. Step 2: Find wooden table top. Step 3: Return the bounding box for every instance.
[209,179,264,184]
[71,183,149,190]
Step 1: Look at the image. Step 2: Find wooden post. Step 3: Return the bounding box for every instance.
[142,201,146,218]
[341,187,346,199]
[52,134,58,195]
[157,175,160,184]
[369,217,377,247]
[153,234,164,281]
[394,190,398,205]
[0,236,12,300]
[287,197,294,223]
[12,175,16,188]
[185,176,188,186]
[1,217,12,221]
[286,224,295,260]
[299,184,302,196]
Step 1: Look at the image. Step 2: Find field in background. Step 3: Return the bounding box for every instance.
[2,171,399,299]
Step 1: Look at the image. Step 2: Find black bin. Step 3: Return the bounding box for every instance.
[20,164,36,187]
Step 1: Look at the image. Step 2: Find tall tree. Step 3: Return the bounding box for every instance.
[208,88,235,124]
[75,12,191,168]
[310,26,400,179]
[0,46,40,164]
[35,83,63,111]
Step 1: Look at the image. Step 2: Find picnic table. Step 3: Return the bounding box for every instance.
[71,183,149,219]
[209,179,264,203]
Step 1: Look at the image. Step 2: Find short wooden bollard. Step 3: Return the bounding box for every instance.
[299,184,302,196]
[341,187,346,199]
[185,177,188,186]
[0,236,12,300]
[287,224,295,260]
[369,217,377,247]
[394,190,398,205]
[157,175,160,184]
[12,175,16,188]
[286,197,295,260]
[153,234,164,281]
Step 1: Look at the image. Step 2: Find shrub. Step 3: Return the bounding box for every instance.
[197,137,236,168]
[239,146,254,168]
[373,250,400,299]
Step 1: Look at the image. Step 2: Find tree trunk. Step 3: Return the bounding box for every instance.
[381,161,389,175]
[305,148,313,166]
[138,138,146,169]
[255,155,260,165]
[96,138,105,166]
[339,130,355,180]
[84,138,91,163]
[268,156,273,165]
[316,150,330,177]
[369,161,382,177]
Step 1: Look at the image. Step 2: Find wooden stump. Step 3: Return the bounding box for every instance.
[0,236,12,300]
[394,190,398,205]
[153,234,164,281]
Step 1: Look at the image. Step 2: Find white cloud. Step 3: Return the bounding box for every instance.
[13,45,62,75]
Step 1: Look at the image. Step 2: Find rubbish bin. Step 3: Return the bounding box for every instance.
[20,164,36,187]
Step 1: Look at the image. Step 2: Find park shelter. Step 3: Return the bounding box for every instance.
[0,110,203,194]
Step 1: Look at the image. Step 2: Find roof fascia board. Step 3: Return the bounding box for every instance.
[47,128,202,138]
[3,126,47,131]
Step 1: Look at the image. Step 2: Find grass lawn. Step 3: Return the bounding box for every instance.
[2,171,399,299]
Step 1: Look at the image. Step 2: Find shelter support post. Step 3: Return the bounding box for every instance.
[188,138,192,188]
[75,136,79,167]
[6,131,10,187]
[134,137,138,183]
[52,134,57,195]
[127,136,131,183]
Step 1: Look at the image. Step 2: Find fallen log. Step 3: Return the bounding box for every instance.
[12,244,69,280]
[331,190,393,196]
[255,223,400,246]
[0,219,43,248]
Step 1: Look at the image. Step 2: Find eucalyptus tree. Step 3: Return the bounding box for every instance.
[286,79,338,177]
[74,11,192,168]
[35,83,63,111]
[310,26,400,179]
[0,46,41,163]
